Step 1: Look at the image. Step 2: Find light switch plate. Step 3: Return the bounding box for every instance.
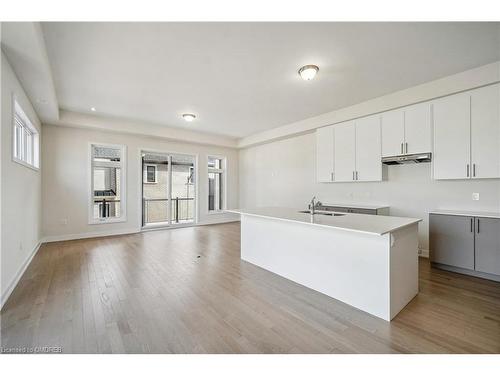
[472,193,480,201]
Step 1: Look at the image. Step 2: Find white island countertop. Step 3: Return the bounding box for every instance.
[227,207,421,236]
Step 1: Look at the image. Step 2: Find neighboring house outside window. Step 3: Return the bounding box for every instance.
[12,98,39,170]
[89,143,126,224]
[208,156,226,212]
[144,164,157,183]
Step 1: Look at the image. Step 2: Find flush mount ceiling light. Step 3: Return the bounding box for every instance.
[182,113,196,122]
[298,65,319,81]
[90,107,96,112]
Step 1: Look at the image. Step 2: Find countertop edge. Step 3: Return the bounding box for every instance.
[227,209,421,236]
[429,210,500,219]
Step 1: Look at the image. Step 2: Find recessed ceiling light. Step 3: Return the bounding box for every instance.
[182,113,196,122]
[90,107,96,112]
[298,65,319,81]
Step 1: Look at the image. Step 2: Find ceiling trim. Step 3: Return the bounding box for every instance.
[1,22,59,123]
[48,110,239,149]
[238,61,500,149]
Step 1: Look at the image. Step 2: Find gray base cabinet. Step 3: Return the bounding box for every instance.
[430,213,500,281]
[475,217,500,276]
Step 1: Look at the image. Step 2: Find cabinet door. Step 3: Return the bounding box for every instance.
[475,217,500,276]
[334,121,356,182]
[432,92,471,180]
[381,109,404,157]
[429,214,474,270]
[316,126,335,182]
[404,102,431,155]
[470,84,500,179]
[355,115,382,181]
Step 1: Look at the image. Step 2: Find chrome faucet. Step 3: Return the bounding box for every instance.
[308,196,322,215]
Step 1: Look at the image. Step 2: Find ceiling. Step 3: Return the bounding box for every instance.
[41,22,500,138]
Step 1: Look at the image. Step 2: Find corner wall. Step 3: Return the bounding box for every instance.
[1,52,43,307]
[41,124,239,241]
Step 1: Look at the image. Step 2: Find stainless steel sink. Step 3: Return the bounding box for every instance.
[298,210,345,216]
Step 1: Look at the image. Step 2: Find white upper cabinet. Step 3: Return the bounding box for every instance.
[433,84,500,180]
[355,115,382,181]
[316,125,335,182]
[470,84,500,179]
[381,102,431,157]
[334,121,356,182]
[433,92,471,180]
[404,102,432,155]
[381,109,404,157]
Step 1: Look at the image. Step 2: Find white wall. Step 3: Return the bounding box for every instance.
[1,52,43,306]
[42,124,239,241]
[239,132,500,253]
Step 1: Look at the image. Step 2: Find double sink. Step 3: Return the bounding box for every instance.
[298,209,345,217]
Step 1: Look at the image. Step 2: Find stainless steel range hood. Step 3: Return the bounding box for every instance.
[382,152,432,165]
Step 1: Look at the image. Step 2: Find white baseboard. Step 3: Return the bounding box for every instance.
[418,248,429,258]
[42,228,140,243]
[1,241,42,310]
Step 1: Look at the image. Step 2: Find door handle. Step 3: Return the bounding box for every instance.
[477,219,480,233]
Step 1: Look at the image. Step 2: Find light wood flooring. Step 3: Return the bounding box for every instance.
[1,222,500,353]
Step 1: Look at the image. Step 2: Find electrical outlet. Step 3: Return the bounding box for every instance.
[472,193,480,201]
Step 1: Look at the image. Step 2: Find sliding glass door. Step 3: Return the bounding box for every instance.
[141,151,196,228]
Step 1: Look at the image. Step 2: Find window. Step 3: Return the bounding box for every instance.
[90,144,126,223]
[13,99,39,169]
[208,156,225,212]
[143,164,157,183]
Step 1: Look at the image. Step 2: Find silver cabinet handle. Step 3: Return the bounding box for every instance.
[352,171,355,180]
[405,142,408,154]
[401,143,403,154]
[473,163,476,177]
[470,218,473,232]
[466,164,470,177]
[477,219,480,233]
[331,172,334,181]
[356,171,358,180]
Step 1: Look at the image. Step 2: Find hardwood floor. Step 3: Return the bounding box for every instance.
[1,222,500,353]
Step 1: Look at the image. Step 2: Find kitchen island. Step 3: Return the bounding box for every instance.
[227,207,421,321]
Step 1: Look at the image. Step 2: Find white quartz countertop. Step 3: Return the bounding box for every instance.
[321,202,389,210]
[227,207,421,236]
[429,210,500,219]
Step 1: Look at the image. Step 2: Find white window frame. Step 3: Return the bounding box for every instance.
[207,155,227,214]
[143,163,158,184]
[12,97,39,170]
[88,142,127,224]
